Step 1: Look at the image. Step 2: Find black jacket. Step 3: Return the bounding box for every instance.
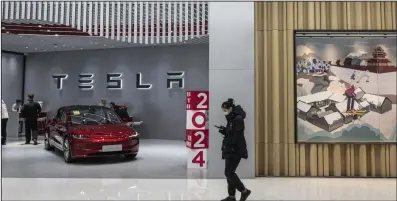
[21,101,42,120]
[220,105,248,159]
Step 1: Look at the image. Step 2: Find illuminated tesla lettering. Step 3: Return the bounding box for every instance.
[136,72,152,90]
[78,74,94,90]
[52,74,68,90]
[167,71,184,89]
[51,71,185,90]
[107,73,123,89]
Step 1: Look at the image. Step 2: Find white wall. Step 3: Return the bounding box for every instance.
[208,2,255,179]
[1,52,24,138]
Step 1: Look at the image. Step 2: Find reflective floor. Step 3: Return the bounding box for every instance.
[2,177,396,200]
[2,138,187,178]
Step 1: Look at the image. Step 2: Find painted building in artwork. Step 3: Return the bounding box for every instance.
[365,46,397,73]
[361,94,393,114]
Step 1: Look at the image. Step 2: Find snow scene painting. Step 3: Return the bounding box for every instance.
[295,31,397,143]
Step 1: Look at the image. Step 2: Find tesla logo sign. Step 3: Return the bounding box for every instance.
[52,72,184,90]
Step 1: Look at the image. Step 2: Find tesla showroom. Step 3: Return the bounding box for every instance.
[1,1,396,200]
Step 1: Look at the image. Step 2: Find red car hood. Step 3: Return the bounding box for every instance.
[74,124,135,139]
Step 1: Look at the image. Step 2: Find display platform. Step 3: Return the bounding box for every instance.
[2,138,189,179]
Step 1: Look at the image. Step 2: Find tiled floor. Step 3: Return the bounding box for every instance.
[2,139,396,200]
[2,177,396,200]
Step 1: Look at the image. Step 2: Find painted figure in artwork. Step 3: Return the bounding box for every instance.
[345,85,356,111]
[350,70,357,81]
[357,70,370,83]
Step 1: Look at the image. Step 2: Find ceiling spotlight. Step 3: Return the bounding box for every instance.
[47,29,51,32]
[38,25,42,27]
[25,47,29,49]
[55,34,59,36]
[6,31,9,34]
[2,27,5,30]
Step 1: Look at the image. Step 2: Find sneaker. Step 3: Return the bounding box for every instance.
[240,189,251,201]
[33,141,38,145]
[221,196,236,201]
[25,142,30,144]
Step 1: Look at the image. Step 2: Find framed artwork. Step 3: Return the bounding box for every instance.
[294,31,397,143]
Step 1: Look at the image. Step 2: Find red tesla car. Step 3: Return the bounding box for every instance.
[44,105,139,163]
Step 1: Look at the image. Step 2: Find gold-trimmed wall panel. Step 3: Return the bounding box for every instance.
[255,1,397,177]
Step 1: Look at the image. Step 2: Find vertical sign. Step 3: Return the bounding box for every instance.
[186,91,209,169]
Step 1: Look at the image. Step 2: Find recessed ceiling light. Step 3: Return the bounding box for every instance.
[38,25,42,27]
[6,31,9,34]
[25,47,29,49]
[47,29,51,32]
[1,27,5,30]
[55,34,59,36]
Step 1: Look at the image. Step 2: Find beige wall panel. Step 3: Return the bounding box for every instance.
[255,1,397,177]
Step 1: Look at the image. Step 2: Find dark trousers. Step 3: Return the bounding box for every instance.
[225,157,245,196]
[347,96,355,111]
[25,119,38,143]
[2,118,8,145]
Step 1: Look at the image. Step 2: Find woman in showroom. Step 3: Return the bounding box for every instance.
[218,98,251,201]
[2,99,9,145]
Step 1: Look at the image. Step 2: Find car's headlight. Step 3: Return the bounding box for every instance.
[129,132,139,138]
[73,134,91,140]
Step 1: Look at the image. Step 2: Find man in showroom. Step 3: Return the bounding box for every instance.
[21,94,41,145]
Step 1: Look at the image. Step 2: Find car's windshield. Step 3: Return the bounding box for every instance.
[69,106,122,125]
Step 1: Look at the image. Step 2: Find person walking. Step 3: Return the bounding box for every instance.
[21,94,41,145]
[2,99,9,145]
[218,98,251,201]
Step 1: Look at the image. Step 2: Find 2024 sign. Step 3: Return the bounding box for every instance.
[186,91,209,168]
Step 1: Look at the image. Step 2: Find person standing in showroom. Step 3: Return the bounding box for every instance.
[21,94,41,145]
[1,99,9,145]
[217,98,251,201]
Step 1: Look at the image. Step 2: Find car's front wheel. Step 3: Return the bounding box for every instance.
[44,131,53,151]
[63,137,74,163]
[125,153,137,160]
